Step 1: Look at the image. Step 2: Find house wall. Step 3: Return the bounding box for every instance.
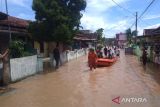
[48,42,65,53]
[0,34,10,52]
[34,41,50,57]
[34,41,40,54]
[34,41,65,58]
[48,42,57,53]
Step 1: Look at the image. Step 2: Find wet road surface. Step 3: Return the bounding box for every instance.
[0,50,160,107]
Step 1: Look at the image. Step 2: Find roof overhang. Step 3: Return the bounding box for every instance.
[0,12,8,20]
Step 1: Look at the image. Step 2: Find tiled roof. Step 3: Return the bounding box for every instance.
[0,12,7,20]
[143,26,160,36]
[143,29,156,36]
[0,12,29,28]
[74,33,97,41]
[152,26,160,35]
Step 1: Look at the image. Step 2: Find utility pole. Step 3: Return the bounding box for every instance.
[2,0,11,87]
[135,12,138,36]
[5,0,11,42]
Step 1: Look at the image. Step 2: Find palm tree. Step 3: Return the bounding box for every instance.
[126,28,137,46]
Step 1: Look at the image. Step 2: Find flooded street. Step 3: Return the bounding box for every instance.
[0,50,160,107]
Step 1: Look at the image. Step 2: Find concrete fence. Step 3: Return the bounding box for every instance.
[10,55,37,82]
[50,48,88,68]
[8,48,88,82]
[67,48,87,61]
[60,52,68,64]
[67,50,77,61]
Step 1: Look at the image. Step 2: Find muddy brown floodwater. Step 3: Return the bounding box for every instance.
[0,50,160,107]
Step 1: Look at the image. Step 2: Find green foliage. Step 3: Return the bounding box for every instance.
[96,44,103,50]
[126,28,137,46]
[22,52,33,57]
[9,40,34,58]
[95,28,104,44]
[10,40,24,58]
[29,0,87,43]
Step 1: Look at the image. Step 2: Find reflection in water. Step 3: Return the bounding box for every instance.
[89,72,98,91]
[0,51,160,107]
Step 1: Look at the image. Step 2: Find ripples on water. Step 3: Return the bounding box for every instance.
[0,52,160,107]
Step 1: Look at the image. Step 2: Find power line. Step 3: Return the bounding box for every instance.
[111,0,135,16]
[139,19,152,26]
[130,19,136,28]
[138,0,156,19]
[130,0,156,29]
[111,0,138,30]
[106,16,135,31]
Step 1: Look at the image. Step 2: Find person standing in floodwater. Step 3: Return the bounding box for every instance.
[104,46,108,58]
[142,48,147,66]
[88,48,97,70]
[53,44,60,69]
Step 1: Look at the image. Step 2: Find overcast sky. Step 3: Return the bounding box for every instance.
[1,0,160,38]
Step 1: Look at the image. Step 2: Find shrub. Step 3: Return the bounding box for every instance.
[10,40,34,58]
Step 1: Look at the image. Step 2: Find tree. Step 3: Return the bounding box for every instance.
[125,28,137,45]
[29,0,86,43]
[95,28,104,44]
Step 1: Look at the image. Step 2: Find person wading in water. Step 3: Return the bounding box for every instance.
[88,48,97,71]
[142,48,147,66]
[104,46,108,58]
[53,44,60,69]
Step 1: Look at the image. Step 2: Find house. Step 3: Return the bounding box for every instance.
[0,12,66,85]
[136,27,160,45]
[136,27,160,63]
[0,12,60,57]
[116,32,127,48]
[143,28,155,36]
[0,12,29,52]
[73,30,97,49]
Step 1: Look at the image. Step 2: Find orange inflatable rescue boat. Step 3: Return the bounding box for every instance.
[96,57,117,67]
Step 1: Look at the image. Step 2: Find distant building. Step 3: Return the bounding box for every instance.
[105,38,116,46]
[143,28,156,36]
[116,32,127,48]
[73,30,97,49]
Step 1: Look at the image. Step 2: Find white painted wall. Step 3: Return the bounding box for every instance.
[10,49,88,82]
[67,48,87,61]
[10,55,37,82]
[50,48,88,67]
[67,51,77,61]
